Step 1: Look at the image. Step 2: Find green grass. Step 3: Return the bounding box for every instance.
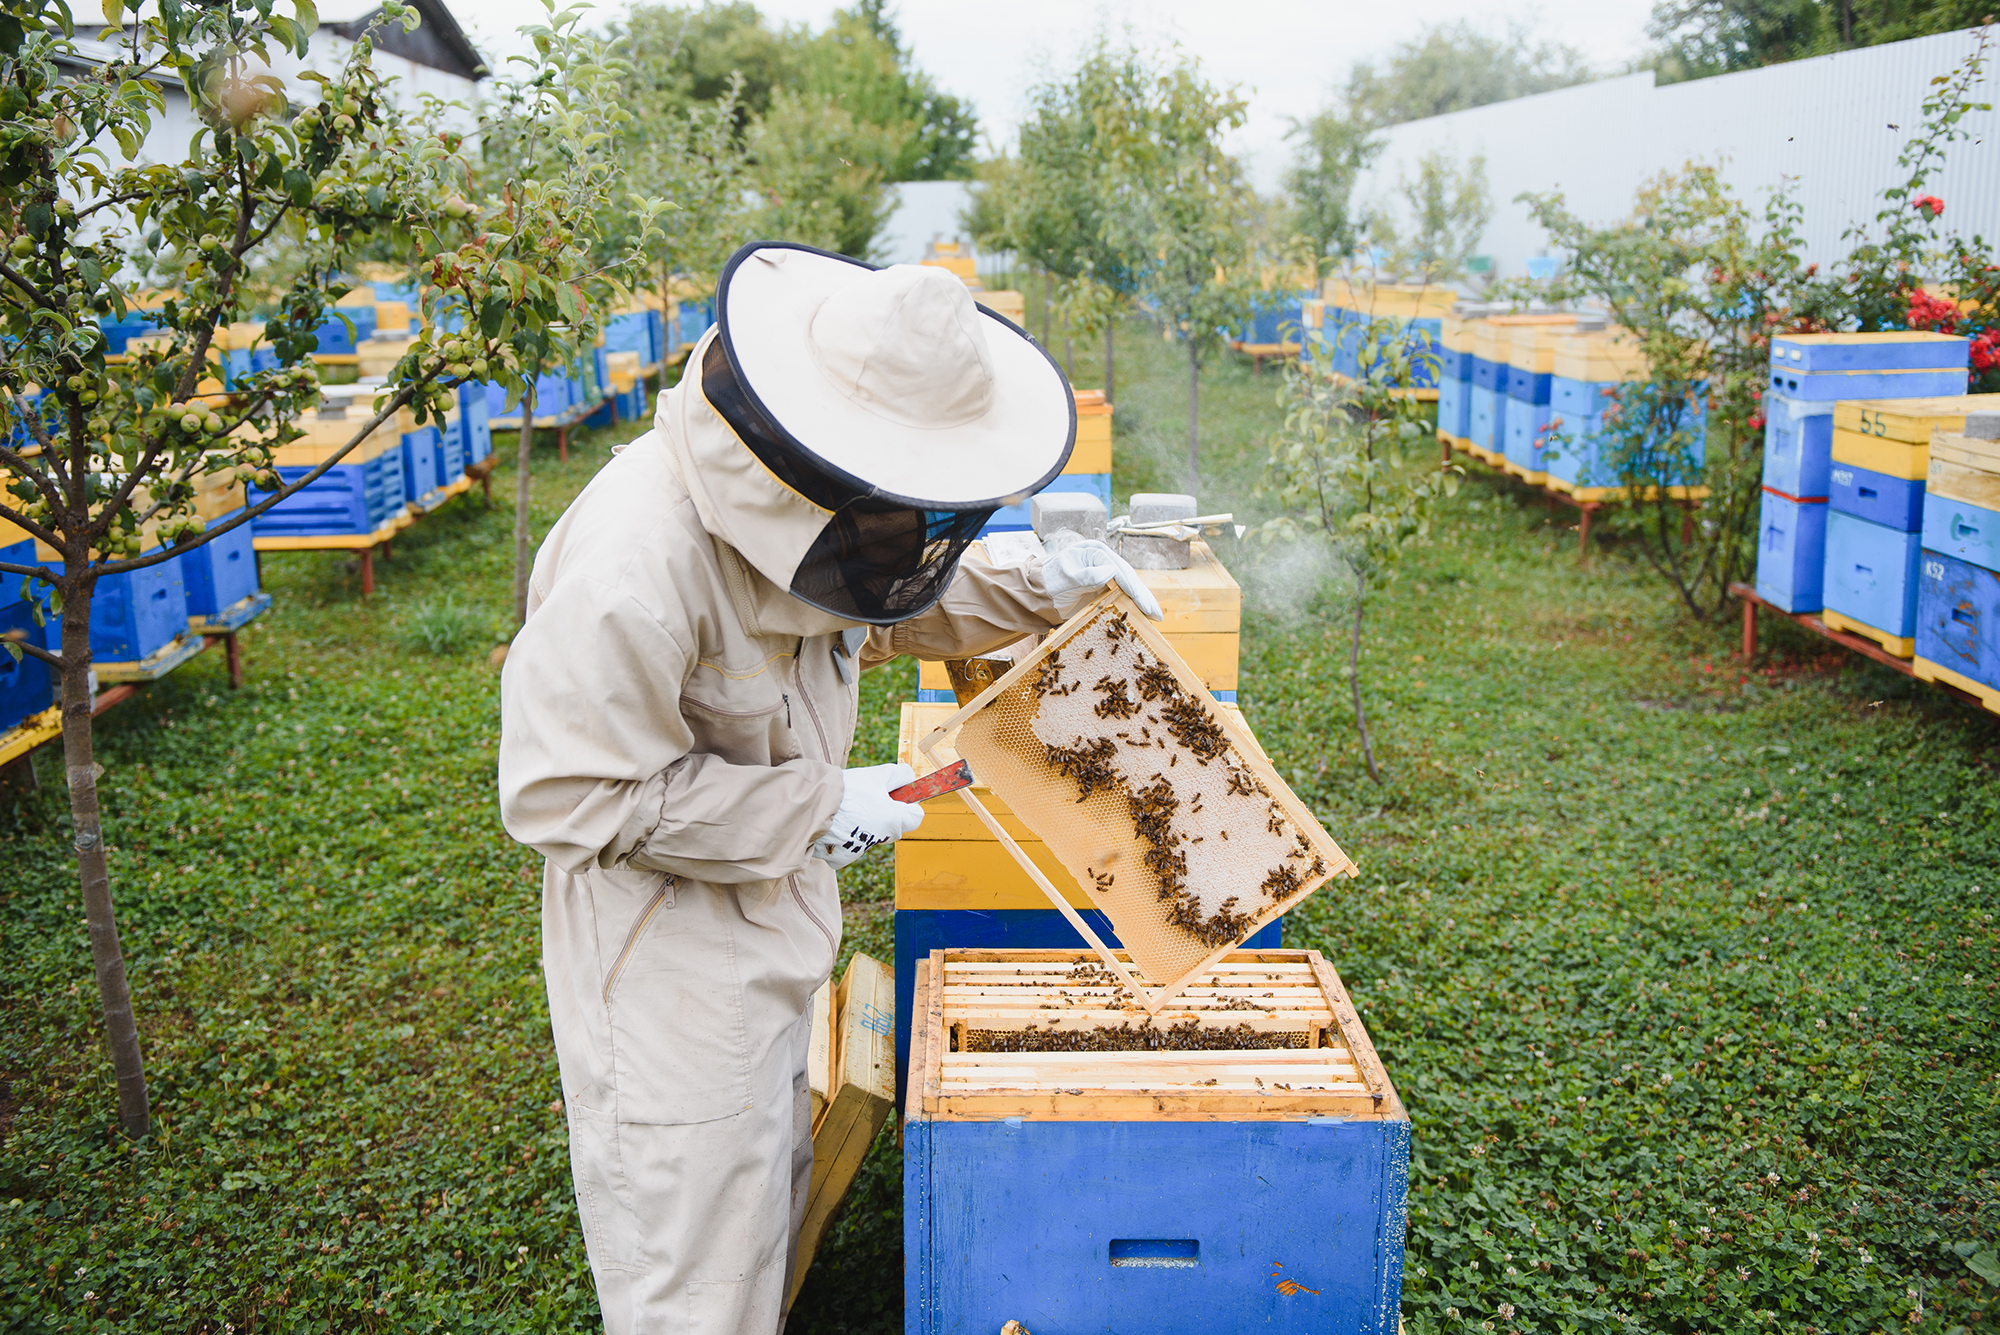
[4,330,1999,1333]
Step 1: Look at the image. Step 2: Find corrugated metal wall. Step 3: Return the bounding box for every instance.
[1353,27,1999,278]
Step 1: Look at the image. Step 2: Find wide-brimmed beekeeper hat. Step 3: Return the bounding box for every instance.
[697,241,1075,625]
[714,241,1074,509]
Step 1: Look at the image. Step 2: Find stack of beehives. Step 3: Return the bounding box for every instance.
[1913,409,2000,707]
[1756,332,1970,618]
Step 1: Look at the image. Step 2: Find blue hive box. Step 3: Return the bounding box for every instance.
[1916,549,2000,692]
[603,310,658,362]
[0,597,55,732]
[1504,401,1552,474]
[99,313,162,356]
[1551,375,1618,419]
[678,297,715,348]
[1771,332,1970,373]
[82,556,189,665]
[1823,510,1922,642]
[401,426,446,507]
[905,948,1406,1335]
[1469,355,1498,392]
[1756,488,1828,613]
[1766,366,1965,401]
[1829,463,1924,531]
[249,449,408,538]
[1505,365,1552,405]
[437,413,466,482]
[459,381,493,465]
[312,305,378,357]
[1437,374,1470,442]
[1437,347,1471,384]
[1922,492,2000,573]
[179,511,259,621]
[1763,394,1836,499]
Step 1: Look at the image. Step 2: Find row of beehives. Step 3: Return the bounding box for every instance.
[0,459,265,737]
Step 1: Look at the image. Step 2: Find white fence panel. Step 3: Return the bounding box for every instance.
[1353,27,2000,278]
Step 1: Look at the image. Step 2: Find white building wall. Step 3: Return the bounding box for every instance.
[1353,27,2000,279]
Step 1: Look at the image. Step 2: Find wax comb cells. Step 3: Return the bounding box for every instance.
[933,593,1354,1000]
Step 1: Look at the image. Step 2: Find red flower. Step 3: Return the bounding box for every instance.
[1748,414,1767,433]
[1913,195,1945,220]
[1906,288,1960,334]
[1973,329,2000,373]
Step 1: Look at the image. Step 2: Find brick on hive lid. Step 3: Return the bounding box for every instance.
[1119,492,1196,570]
[1968,411,2000,441]
[1031,491,1107,547]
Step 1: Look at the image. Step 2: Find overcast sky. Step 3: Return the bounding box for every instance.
[457,0,1659,191]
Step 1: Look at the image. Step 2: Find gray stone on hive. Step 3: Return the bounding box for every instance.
[1031,491,1108,542]
[1119,492,1197,570]
[1966,411,2000,441]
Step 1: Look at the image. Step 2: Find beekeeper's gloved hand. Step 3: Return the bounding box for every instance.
[1042,538,1164,621]
[809,762,926,870]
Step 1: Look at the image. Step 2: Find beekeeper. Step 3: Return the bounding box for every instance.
[497,241,1161,1334]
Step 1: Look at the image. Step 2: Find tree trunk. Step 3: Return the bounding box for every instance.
[60,579,150,1136]
[1186,339,1201,495]
[1103,320,1115,406]
[512,378,538,625]
[1347,568,1382,785]
[1064,336,1073,383]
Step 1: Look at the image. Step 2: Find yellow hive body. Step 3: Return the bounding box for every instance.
[356,336,416,381]
[1551,328,1648,382]
[787,952,896,1310]
[605,349,643,396]
[1928,430,2000,507]
[977,290,1027,328]
[1830,393,2000,482]
[915,537,1238,697]
[919,591,1354,1006]
[909,948,1397,1120]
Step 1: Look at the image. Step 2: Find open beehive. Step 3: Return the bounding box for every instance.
[911,948,1392,1118]
[919,589,1355,1010]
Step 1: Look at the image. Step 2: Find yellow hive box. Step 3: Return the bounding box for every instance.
[357,336,416,381]
[606,349,643,395]
[976,290,1026,328]
[892,700,1271,911]
[1928,431,2000,507]
[1301,299,1324,331]
[922,255,978,286]
[787,952,895,1310]
[1474,314,1579,367]
[1833,393,2000,443]
[374,300,412,335]
[914,538,1240,696]
[1070,387,1113,474]
[271,412,400,466]
[1505,323,1579,374]
[1441,314,1483,354]
[1323,281,1455,320]
[1552,328,1648,382]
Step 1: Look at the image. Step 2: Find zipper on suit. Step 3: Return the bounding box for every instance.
[788,873,836,954]
[601,875,675,1004]
[793,640,833,763]
[782,693,792,727]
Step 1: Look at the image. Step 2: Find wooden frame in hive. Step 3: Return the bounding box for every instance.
[919,588,1356,1011]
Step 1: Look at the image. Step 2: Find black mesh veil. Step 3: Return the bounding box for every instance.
[700,339,998,625]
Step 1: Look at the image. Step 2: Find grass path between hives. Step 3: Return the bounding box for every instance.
[0,328,1996,1334]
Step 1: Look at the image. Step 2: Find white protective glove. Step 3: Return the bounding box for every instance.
[1042,538,1165,621]
[809,762,926,870]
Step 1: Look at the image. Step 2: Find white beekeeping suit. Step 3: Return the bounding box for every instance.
[498,244,1160,1334]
